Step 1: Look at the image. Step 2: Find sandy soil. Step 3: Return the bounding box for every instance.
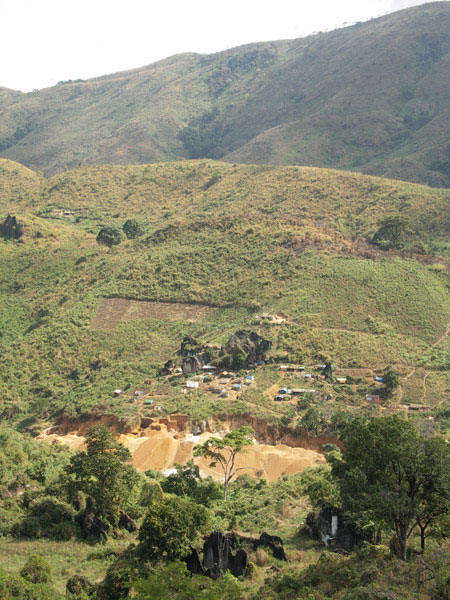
[37,427,324,482]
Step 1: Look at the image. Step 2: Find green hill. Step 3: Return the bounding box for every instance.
[0,3,450,185]
[0,159,449,428]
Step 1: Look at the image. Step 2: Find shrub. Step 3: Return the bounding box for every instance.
[20,554,52,584]
[96,227,122,247]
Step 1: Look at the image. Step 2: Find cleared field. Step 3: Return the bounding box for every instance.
[90,297,216,330]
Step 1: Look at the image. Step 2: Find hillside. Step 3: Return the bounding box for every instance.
[0,159,449,432]
[0,3,450,185]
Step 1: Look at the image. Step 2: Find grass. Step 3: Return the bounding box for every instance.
[0,4,450,187]
[0,159,449,430]
[0,537,130,594]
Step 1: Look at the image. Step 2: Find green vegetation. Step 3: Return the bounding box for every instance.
[194,426,254,500]
[65,425,139,522]
[1,3,450,186]
[0,158,448,426]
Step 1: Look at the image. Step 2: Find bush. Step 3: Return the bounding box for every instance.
[96,227,122,247]
[20,554,52,584]
[123,219,144,239]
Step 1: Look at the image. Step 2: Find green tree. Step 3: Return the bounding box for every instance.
[194,426,254,501]
[332,416,450,560]
[123,219,144,239]
[382,367,400,394]
[133,562,244,600]
[372,215,407,248]
[138,495,210,561]
[96,226,122,247]
[64,425,138,521]
[160,460,222,506]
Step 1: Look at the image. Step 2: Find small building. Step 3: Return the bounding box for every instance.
[291,389,308,396]
[274,394,287,401]
[305,373,312,379]
[203,365,216,372]
[278,387,289,395]
[144,399,154,405]
[134,390,144,397]
[113,389,122,397]
[408,404,432,412]
[232,384,242,391]
[279,365,303,372]
[375,376,384,383]
[186,380,199,389]
[366,394,381,404]
[336,377,347,384]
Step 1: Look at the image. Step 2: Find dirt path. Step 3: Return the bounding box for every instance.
[400,320,450,402]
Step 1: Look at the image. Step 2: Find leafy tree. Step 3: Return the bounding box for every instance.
[331,416,450,560]
[194,426,254,500]
[372,215,407,248]
[382,367,399,394]
[138,495,210,561]
[160,461,222,506]
[133,562,244,600]
[64,425,138,521]
[123,219,144,239]
[96,226,122,247]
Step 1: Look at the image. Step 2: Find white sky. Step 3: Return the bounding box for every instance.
[0,0,443,91]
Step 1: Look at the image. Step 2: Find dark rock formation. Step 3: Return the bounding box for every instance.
[159,360,174,375]
[182,354,205,375]
[225,330,272,366]
[186,530,286,579]
[254,532,287,561]
[77,499,109,540]
[306,506,373,552]
[118,510,137,533]
[202,530,248,578]
[185,545,206,576]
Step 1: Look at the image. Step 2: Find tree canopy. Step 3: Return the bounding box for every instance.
[96,226,122,247]
[138,495,210,561]
[64,425,138,521]
[331,416,450,559]
[194,426,254,501]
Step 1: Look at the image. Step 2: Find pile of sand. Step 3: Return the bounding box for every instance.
[38,427,324,482]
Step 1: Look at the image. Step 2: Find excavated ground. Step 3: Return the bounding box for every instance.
[37,415,326,481]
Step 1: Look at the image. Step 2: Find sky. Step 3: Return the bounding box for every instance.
[0,0,443,91]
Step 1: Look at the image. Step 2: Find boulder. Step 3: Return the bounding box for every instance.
[306,506,373,552]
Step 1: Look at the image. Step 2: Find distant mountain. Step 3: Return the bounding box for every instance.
[0,2,449,185]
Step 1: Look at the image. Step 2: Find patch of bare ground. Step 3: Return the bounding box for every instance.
[90,298,216,330]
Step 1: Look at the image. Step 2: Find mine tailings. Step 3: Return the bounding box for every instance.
[39,413,342,482]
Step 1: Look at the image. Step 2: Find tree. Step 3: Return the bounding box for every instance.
[64,425,138,521]
[194,426,254,501]
[138,495,210,561]
[123,219,144,239]
[133,562,244,600]
[372,215,407,248]
[331,416,450,560]
[160,461,222,506]
[96,226,122,247]
[382,367,400,394]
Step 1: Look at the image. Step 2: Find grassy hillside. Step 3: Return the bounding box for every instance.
[0,159,449,430]
[0,3,450,186]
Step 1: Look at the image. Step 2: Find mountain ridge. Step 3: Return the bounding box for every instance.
[0,2,450,185]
